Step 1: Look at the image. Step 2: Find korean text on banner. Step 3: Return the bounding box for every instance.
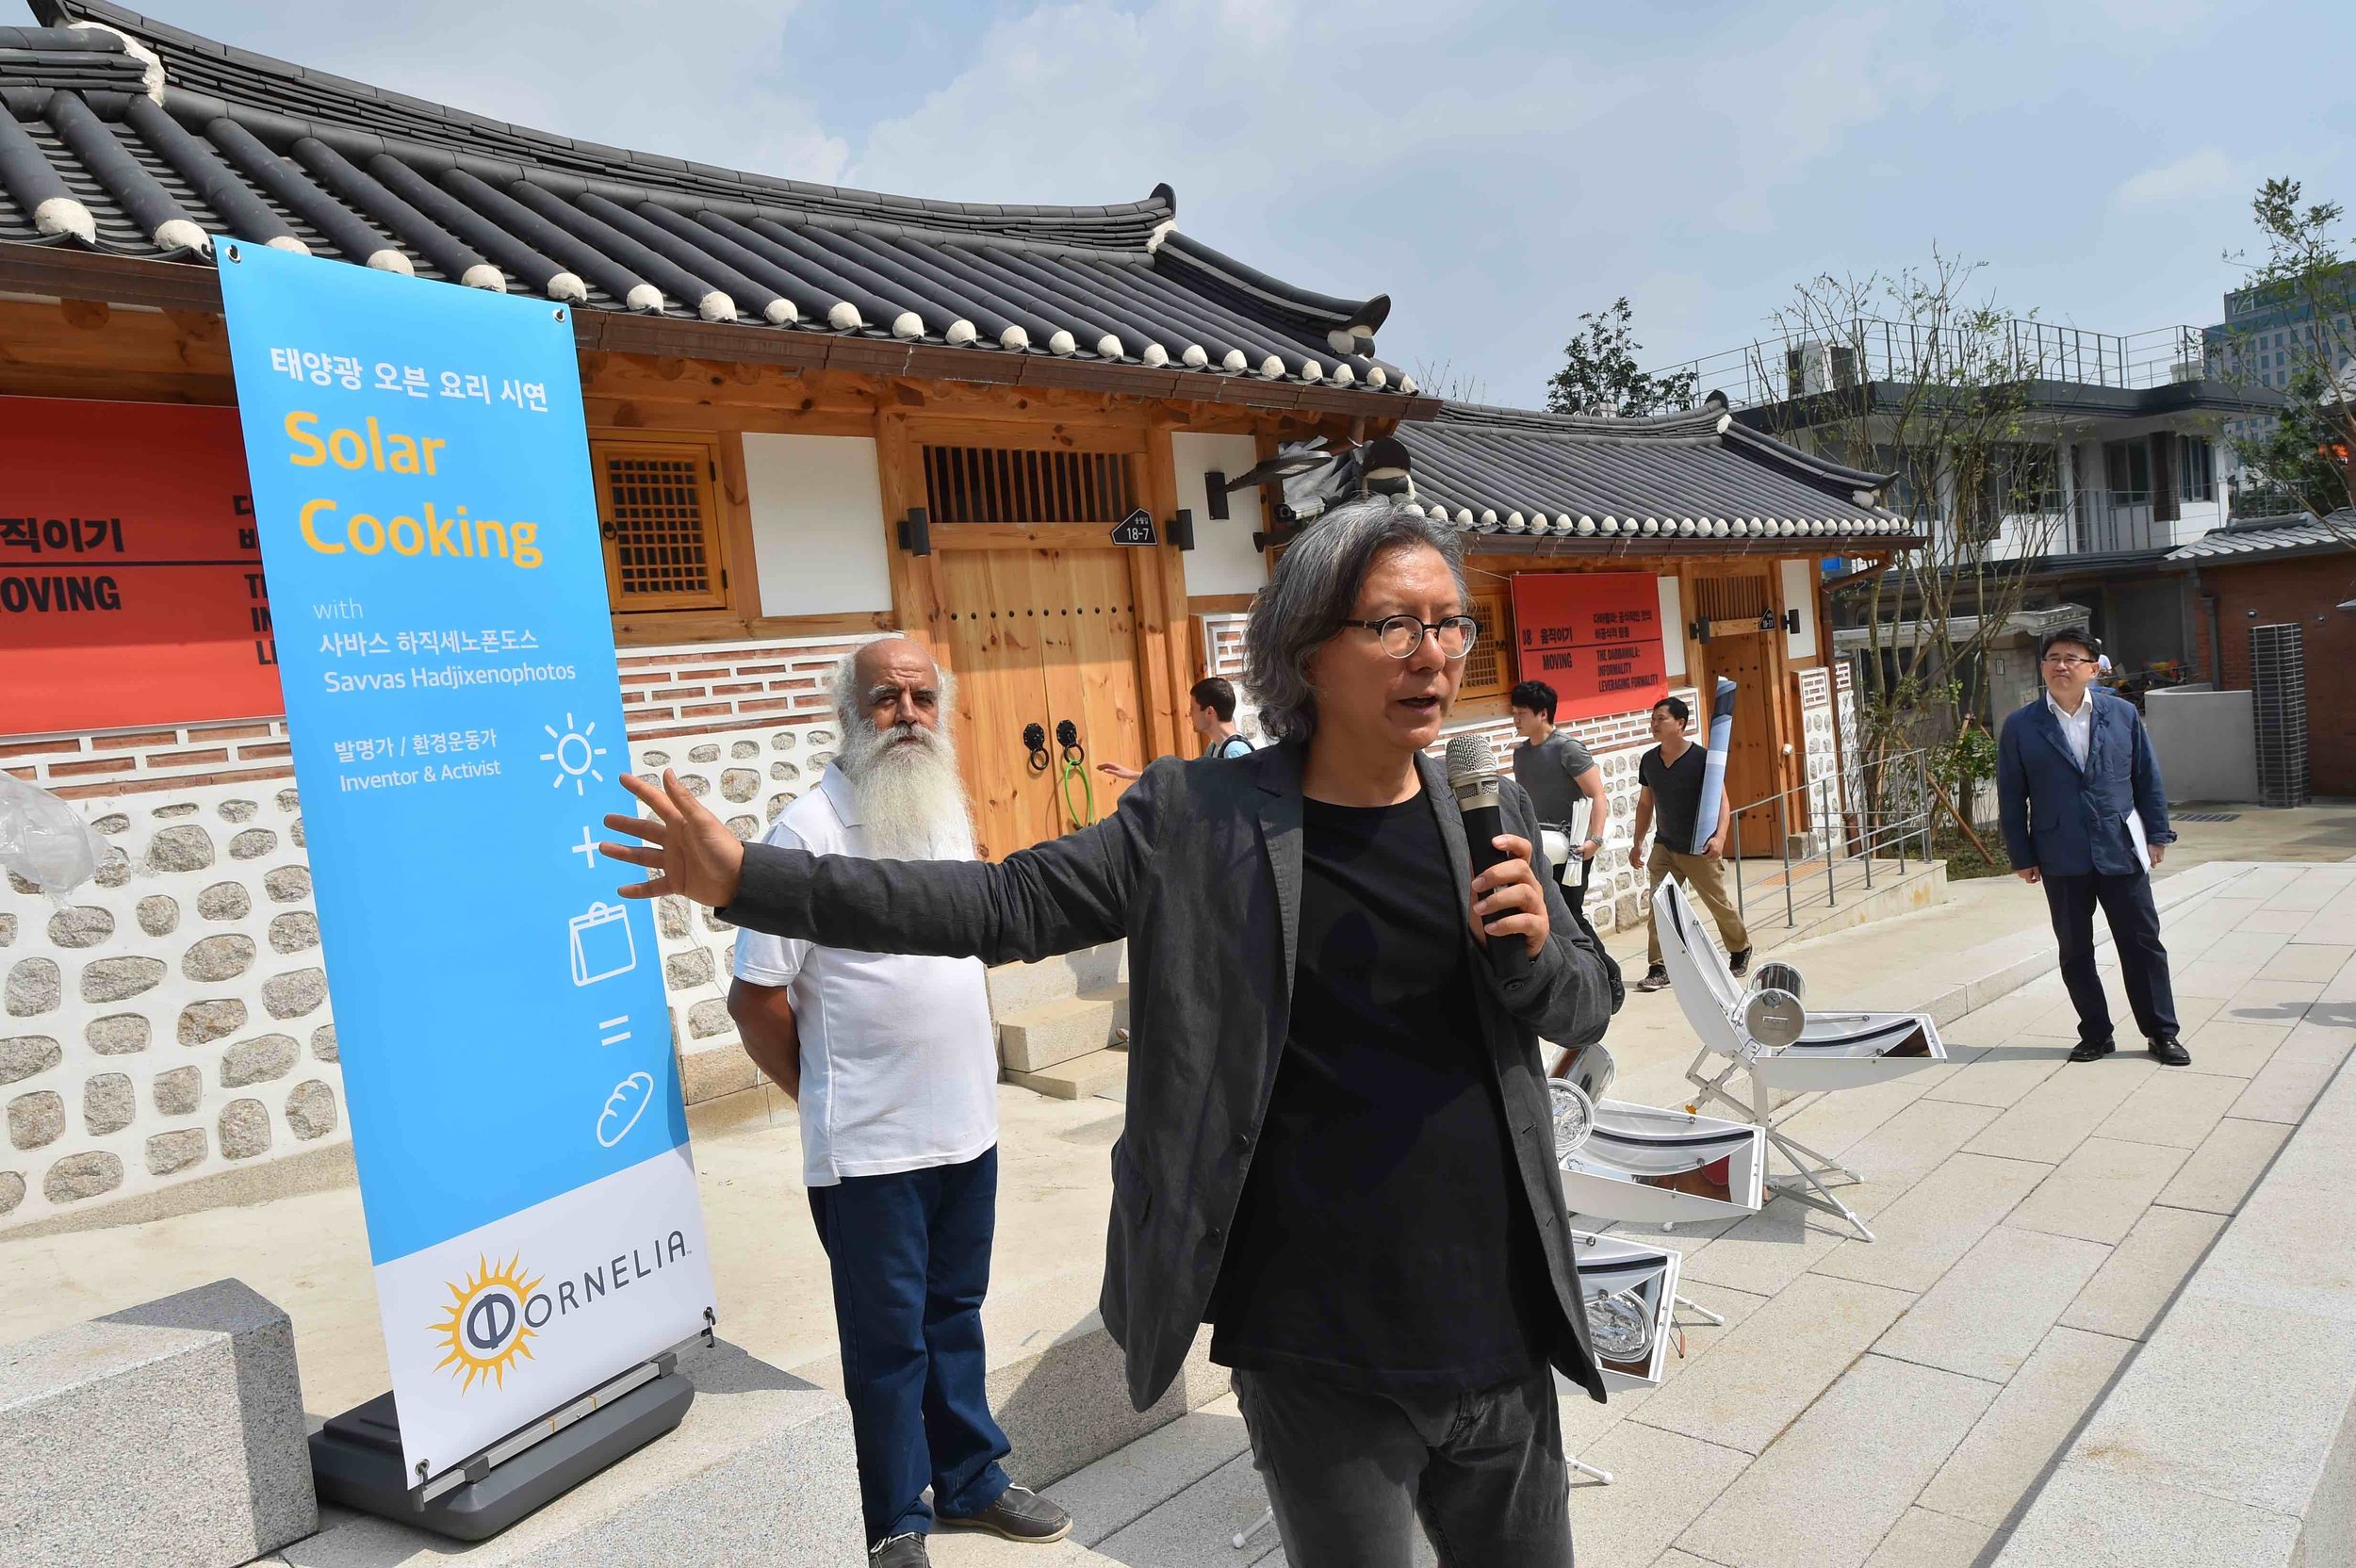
[1511,572,1669,721]
[0,398,280,735]
[214,238,714,1484]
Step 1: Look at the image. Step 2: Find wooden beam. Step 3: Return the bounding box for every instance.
[874,409,941,647]
[1137,428,1189,760]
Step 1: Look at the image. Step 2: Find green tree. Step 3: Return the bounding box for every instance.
[2225,178,2356,525]
[1545,298,1699,417]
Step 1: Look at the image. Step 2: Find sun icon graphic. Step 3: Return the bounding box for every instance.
[430,1254,542,1394]
[541,713,608,795]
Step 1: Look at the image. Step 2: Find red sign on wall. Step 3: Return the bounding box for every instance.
[1,398,280,738]
[1512,571,1669,719]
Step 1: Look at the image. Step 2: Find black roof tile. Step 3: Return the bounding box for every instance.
[1,0,1409,398]
[1400,402,1919,548]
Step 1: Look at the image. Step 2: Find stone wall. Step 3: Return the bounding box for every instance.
[1,633,860,1236]
[4,779,338,1232]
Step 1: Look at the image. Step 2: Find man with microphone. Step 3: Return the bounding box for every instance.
[604,494,1616,1567]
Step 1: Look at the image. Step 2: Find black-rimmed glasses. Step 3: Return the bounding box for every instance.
[1342,613,1481,660]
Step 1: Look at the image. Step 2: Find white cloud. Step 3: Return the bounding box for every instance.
[2112,148,2240,211]
[169,0,852,185]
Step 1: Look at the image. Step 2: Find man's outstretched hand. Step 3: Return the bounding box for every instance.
[601,770,746,908]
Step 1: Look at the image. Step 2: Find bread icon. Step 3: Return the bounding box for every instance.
[597,1071,655,1149]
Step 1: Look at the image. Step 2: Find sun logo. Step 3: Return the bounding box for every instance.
[541,713,607,796]
[430,1254,542,1393]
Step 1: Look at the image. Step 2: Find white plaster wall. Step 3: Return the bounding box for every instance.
[1172,433,1268,597]
[1781,560,1819,662]
[743,433,892,618]
[3,780,341,1233]
[1658,578,1686,678]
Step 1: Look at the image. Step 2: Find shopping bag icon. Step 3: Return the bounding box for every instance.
[569,901,636,987]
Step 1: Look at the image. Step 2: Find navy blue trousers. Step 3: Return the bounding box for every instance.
[809,1147,1012,1544]
[2042,870,2180,1047]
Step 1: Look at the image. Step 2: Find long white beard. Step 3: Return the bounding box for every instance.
[842,719,976,861]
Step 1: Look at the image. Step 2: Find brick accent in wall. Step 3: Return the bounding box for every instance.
[4,634,870,799]
[2186,561,2356,795]
[618,635,868,739]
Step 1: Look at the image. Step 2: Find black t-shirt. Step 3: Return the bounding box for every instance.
[1205,791,1555,1391]
[1640,743,1708,852]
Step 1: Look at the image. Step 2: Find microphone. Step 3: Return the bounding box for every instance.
[1445,735,1529,983]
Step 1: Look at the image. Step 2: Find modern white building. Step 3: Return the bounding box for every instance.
[1649,319,2282,676]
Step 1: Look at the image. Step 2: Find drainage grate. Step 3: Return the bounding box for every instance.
[2175,811,2240,823]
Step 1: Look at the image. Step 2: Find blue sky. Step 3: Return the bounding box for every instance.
[101,0,2356,404]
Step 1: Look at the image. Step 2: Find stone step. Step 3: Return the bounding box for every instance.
[1006,1046,1129,1102]
[986,941,1127,1018]
[998,988,1130,1074]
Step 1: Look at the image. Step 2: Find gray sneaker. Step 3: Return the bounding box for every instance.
[870,1533,928,1567]
[1635,965,1672,992]
[937,1484,1073,1544]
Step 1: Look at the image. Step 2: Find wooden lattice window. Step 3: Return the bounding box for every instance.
[593,440,726,611]
[1693,574,1771,635]
[1459,590,1513,701]
[922,445,1135,524]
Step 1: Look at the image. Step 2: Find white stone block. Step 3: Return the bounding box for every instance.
[0,1277,315,1565]
[278,1340,859,1567]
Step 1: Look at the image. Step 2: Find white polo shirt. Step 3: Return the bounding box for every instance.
[732,764,998,1188]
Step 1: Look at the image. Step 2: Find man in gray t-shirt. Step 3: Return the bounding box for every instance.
[1509,680,1610,918]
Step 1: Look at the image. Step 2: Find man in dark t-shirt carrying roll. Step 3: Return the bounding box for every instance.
[1630,694,1751,992]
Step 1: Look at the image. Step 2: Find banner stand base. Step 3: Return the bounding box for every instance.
[309,1366,694,1542]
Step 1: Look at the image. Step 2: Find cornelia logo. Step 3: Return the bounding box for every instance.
[430,1233,695,1395]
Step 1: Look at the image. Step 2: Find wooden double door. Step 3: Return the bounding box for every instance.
[940,544,1150,860]
[1692,571,1789,858]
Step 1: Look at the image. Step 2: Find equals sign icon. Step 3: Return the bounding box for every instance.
[598,1015,631,1046]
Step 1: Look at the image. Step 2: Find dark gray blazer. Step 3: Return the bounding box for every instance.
[719,741,1618,1410]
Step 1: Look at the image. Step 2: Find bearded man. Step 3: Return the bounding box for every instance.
[727,637,1071,1566]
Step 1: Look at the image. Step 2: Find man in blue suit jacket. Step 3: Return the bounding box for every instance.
[1997,629,2189,1066]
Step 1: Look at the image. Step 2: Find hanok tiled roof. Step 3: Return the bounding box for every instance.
[2161,508,2356,566]
[0,1,1410,401]
[1399,402,1918,548]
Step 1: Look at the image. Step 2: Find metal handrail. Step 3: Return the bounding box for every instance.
[1708,748,1937,931]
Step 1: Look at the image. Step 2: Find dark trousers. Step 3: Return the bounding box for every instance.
[2041,870,2179,1046]
[808,1147,1011,1545]
[1234,1365,1574,1568]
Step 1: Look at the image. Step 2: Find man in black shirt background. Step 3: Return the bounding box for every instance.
[1509,679,1610,917]
[1630,694,1751,991]
[599,496,1614,1568]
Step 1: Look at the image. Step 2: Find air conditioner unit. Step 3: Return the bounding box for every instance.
[1785,341,1859,397]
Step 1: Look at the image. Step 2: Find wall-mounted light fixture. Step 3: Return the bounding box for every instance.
[1203,473,1230,521]
[896,507,930,557]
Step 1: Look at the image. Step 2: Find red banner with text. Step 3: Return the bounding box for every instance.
[1,397,280,738]
[1512,571,1669,720]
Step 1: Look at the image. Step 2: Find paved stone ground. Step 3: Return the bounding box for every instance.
[1027,861,2356,1568]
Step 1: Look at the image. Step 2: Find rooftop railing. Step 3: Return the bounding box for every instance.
[1648,321,2212,413]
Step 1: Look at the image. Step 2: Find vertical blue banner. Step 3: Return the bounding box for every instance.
[216,239,715,1480]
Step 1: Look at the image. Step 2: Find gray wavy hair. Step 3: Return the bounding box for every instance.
[1242,496,1470,743]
